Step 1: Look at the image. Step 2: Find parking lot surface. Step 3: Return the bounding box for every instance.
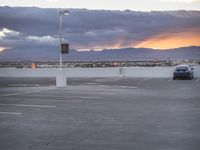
[0,77,200,150]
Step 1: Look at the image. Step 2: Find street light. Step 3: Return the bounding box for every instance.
[59,9,69,69]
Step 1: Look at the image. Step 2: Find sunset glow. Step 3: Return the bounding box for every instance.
[79,31,200,50]
[0,47,6,52]
[135,32,200,50]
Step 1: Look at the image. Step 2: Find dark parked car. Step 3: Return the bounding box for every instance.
[173,65,194,80]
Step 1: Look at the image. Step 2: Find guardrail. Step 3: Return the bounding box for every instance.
[0,66,200,78]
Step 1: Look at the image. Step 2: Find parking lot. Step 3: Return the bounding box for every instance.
[0,77,200,150]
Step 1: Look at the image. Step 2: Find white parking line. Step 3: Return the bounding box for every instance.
[0,112,21,115]
[1,88,55,97]
[24,95,100,99]
[95,78,121,82]
[68,96,100,99]
[8,84,40,87]
[119,86,138,89]
[141,78,153,81]
[84,83,99,85]
[168,79,172,82]
[0,99,82,102]
[0,104,56,108]
[64,91,116,95]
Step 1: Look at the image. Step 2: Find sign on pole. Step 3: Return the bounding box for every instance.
[61,43,69,54]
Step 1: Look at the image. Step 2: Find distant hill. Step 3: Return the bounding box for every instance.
[0,46,200,61]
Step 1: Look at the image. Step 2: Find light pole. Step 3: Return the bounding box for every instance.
[56,9,69,87]
[59,9,69,69]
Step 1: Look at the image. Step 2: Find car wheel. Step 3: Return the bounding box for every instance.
[173,77,176,80]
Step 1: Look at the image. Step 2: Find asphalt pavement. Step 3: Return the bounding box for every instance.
[0,77,200,150]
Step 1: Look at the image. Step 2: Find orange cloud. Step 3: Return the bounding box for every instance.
[76,31,200,51]
[135,31,200,50]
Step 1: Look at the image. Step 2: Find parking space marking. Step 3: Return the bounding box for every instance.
[84,83,99,85]
[168,79,172,82]
[66,96,100,99]
[24,95,100,99]
[0,99,82,103]
[1,87,56,97]
[63,91,116,95]
[0,103,56,108]
[119,86,138,89]
[95,78,121,82]
[0,112,21,115]
[8,84,40,87]
[141,78,153,81]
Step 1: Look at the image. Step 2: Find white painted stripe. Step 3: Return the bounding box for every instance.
[66,96,100,99]
[119,86,138,89]
[63,90,115,95]
[63,91,115,95]
[0,112,21,115]
[168,79,172,82]
[0,104,56,108]
[0,99,82,102]
[8,84,40,87]
[8,84,27,87]
[24,95,100,99]
[141,78,153,81]
[1,88,55,97]
[84,83,99,85]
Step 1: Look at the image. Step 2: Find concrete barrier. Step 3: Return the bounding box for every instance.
[0,66,200,78]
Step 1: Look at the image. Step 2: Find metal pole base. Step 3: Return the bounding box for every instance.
[56,69,67,87]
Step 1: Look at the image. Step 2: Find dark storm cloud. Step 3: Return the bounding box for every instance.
[0,6,200,50]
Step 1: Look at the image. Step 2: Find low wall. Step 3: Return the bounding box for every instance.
[0,66,200,78]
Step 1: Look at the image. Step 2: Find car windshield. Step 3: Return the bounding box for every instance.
[176,66,189,71]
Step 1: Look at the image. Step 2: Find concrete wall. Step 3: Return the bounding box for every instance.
[0,66,200,78]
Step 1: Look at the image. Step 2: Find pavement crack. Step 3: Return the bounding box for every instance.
[28,139,57,150]
[46,139,58,146]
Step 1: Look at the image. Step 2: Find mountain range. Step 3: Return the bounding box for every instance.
[0,46,200,62]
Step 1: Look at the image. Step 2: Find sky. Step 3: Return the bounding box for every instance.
[0,0,200,11]
[0,1,200,52]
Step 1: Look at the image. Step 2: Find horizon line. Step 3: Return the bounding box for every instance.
[1,6,200,12]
